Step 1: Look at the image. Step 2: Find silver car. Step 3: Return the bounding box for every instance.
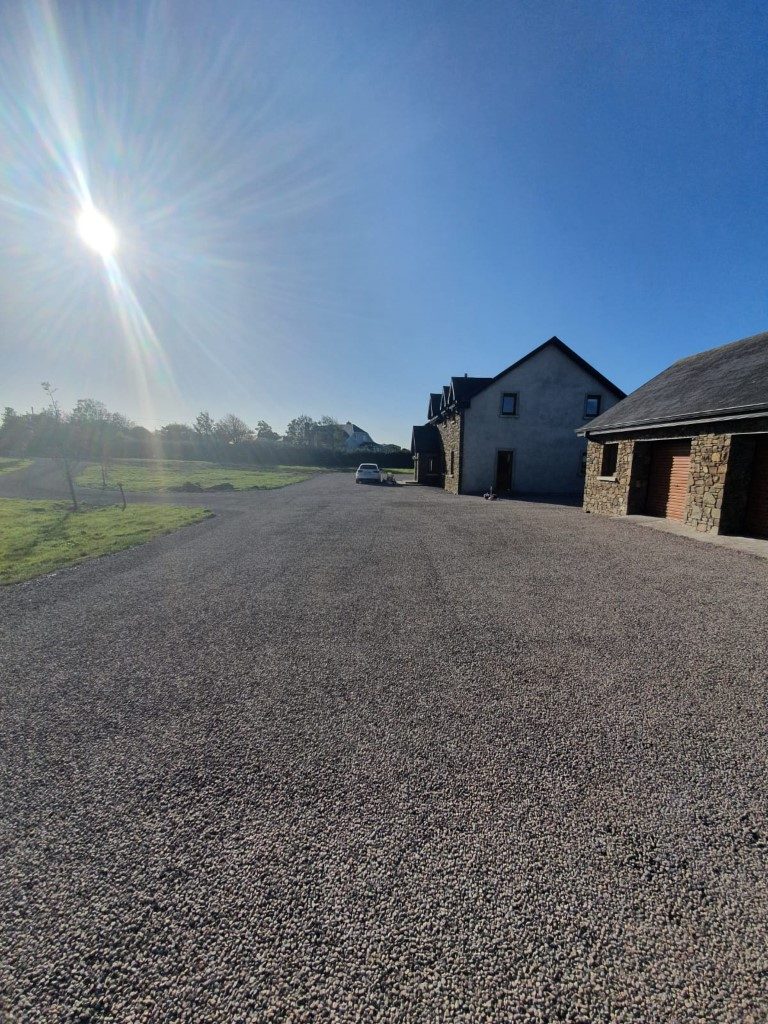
[355,463,381,484]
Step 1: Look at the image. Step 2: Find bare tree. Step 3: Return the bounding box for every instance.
[41,381,79,511]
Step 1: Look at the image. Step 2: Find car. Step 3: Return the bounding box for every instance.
[355,462,381,484]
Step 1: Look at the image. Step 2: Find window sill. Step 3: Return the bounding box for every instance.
[597,475,618,482]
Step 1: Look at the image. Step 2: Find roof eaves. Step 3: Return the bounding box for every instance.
[577,402,768,436]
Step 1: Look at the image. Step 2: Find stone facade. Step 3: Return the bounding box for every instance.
[583,419,768,536]
[583,439,635,515]
[685,434,730,532]
[436,413,463,495]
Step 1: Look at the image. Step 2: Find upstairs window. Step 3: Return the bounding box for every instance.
[584,395,601,418]
[600,443,618,477]
[500,393,518,416]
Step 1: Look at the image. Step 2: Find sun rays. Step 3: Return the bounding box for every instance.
[0,0,365,425]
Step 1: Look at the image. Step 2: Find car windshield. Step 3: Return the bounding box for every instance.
[359,464,379,470]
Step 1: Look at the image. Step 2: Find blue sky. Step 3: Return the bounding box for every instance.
[1,0,766,445]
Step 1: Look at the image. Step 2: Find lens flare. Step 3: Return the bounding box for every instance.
[77,206,117,257]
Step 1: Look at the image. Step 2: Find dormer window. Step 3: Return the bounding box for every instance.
[500,392,518,416]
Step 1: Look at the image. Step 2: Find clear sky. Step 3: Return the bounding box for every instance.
[1,0,766,446]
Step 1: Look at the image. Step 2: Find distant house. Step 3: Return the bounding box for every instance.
[412,336,625,496]
[343,422,376,451]
[580,331,768,537]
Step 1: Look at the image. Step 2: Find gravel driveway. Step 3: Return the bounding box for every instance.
[1,474,767,1023]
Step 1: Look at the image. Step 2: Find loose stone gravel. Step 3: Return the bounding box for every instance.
[1,475,767,1023]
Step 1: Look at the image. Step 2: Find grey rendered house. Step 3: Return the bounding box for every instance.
[580,331,768,537]
[411,336,625,496]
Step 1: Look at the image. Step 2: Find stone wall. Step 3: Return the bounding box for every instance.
[582,439,635,515]
[436,413,463,494]
[584,423,768,534]
[684,434,730,533]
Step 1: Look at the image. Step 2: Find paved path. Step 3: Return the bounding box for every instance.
[2,475,767,1022]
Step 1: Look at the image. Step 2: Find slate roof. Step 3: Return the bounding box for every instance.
[411,423,441,454]
[450,376,494,404]
[428,393,442,419]
[580,331,768,434]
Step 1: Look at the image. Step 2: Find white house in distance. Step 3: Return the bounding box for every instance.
[343,422,376,451]
[411,336,625,496]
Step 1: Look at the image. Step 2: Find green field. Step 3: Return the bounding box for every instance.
[76,459,315,493]
[0,499,211,584]
[0,457,32,476]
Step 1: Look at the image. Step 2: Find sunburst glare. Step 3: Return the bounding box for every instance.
[77,206,117,258]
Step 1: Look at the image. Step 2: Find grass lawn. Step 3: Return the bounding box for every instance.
[75,459,315,493]
[0,499,211,584]
[384,467,414,475]
[0,457,32,476]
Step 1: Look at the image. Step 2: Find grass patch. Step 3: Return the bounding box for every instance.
[0,457,32,476]
[0,499,211,584]
[75,459,315,493]
[384,467,414,475]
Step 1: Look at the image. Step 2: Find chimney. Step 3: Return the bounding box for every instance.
[464,372,468,377]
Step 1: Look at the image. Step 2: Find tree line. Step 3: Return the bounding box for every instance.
[0,392,406,468]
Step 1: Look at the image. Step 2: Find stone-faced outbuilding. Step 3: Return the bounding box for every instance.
[411,336,625,496]
[579,331,768,537]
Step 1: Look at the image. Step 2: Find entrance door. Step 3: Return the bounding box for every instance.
[745,437,768,537]
[495,450,513,494]
[645,441,691,520]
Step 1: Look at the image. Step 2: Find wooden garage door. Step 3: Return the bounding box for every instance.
[645,441,691,520]
[745,437,768,537]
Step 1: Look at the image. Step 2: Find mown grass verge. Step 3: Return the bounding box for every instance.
[0,457,32,476]
[0,499,211,584]
[75,459,315,493]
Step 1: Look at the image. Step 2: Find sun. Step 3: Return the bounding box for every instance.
[77,205,118,257]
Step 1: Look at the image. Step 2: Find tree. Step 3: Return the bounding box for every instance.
[255,420,280,441]
[41,382,78,511]
[283,414,315,446]
[193,410,216,438]
[70,398,111,423]
[215,413,251,445]
[2,406,16,429]
[159,422,196,441]
[69,399,133,432]
[110,411,135,431]
[313,415,346,449]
